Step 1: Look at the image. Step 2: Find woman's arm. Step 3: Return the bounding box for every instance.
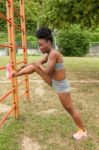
[39,52,58,74]
[20,54,48,69]
[35,54,48,65]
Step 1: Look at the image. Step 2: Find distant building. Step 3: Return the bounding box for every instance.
[18,48,41,55]
[90,42,99,56]
[0,48,8,56]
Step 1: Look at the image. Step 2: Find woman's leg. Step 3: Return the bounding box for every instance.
[58,92,87,139]
[12,65,35,76]
[12,64,52,85]
[58,92,85,131]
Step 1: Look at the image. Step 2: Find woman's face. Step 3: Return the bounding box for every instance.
[38,39,51,54]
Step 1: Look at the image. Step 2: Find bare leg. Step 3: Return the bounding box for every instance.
[12,64,52,85]
[12,65,35,77]
[58,92,85,131]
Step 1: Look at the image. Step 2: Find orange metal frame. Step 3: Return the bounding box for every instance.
[0,0,30,127]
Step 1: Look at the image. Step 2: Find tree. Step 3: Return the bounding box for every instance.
[58,26,89,56]
[0,0,43,33]
[24,0,43,33]
[42,0,99,29]
[0,0,7,31]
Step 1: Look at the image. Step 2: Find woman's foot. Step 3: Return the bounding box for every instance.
[6,63,18,78]
[73,129,87,140]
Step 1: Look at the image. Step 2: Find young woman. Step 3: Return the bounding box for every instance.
[12,27,87,140]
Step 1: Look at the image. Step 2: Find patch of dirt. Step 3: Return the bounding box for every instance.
[0,104,10,113]
[35,87,45,97]
[37,108,57,115]
[35,82,45,97]
[21,136,41,150]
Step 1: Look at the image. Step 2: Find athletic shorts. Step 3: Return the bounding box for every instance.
[52,79,71,93]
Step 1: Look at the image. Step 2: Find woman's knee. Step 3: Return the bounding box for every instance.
[29,64,36,69]
[24,64,36,73]
[65,105,74,114]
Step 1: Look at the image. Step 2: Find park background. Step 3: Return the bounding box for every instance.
[0,0,99,150]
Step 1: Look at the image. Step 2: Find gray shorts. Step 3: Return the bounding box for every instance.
[52,79,71,93]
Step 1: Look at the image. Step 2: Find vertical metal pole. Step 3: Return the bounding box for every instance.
[20,0,30,100]
[6,0,19,118]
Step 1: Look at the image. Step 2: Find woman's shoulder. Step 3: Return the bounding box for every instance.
[49,50,63,63]
[47,50,58,62]
[50,49,61,56]
[55,50,63,62]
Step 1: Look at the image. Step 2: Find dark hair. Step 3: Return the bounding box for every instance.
[36,27,53,44]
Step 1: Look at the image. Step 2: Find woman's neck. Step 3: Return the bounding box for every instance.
[47,47,54,54]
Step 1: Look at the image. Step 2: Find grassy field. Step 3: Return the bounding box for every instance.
[0,56,99,150]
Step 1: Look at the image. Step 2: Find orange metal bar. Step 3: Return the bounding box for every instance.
[0,88,14,103]
[0,0,30,127]
[0,13,12,24]
[6,0,19,119]
[7,0,11,4]
[19,14,24,20]
[0,66,6,70]
[0,104,15,127]
[16,60,24,65]
[0,44,12,48]
[20,0,30,100]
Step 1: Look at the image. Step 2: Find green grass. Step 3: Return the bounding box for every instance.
[0,56,99,150]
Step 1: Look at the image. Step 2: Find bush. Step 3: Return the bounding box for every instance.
[89,32,99,42]
[58,27,90,56]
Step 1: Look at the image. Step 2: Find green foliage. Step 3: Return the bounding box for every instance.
[27,34,38,48]
[94,27,99,32]
[89,32,99,42]
[0,0,43,32]
[43,0,99,29]
[0,33,8,43]
[24,0,44,32]
[0,1,7,31]
[58,26,90,56]
[0,0,98,33]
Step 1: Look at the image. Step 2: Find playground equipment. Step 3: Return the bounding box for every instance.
[0,0,30,127]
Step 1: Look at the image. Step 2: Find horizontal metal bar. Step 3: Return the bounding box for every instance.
[0,44,12,48]
[0,13,12,24]
[0,104,15,127]
[16,61,24,65]
[0,88,14,102]
[0,66,6,70]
